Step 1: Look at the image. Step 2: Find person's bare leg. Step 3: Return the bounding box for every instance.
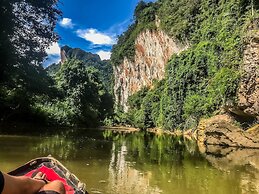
[38,180,65,194]
[2,172,46,194]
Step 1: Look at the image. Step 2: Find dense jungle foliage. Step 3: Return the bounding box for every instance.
[0,0,60,125]
[111,0,259,130]
[0,0,113,127]
[34,59,113,126]
[47,46,114,94]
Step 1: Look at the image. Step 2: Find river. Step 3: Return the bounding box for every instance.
[0,128,258,194]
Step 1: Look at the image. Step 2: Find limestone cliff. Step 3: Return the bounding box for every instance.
[237,33,259,120]
[113,30,187,111]
[196,21,259,149]
[227,20,259,121]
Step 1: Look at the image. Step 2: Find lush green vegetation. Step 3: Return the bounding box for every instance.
[112,0,259,130]
[0,1,113,127]
[1,0,257,130]
[111,1,158,66]
[34,59,113,126]
[0,0,61,125]
[47,46,114,94]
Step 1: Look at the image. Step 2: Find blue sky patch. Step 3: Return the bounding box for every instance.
[44,0,155,67]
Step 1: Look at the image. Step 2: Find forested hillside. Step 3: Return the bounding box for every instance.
[0,1,113,127]
[34,58,113,127]
[111,0,259,130]
[1,0,258,130]
[41,46,114,126]
[47,46,114,94]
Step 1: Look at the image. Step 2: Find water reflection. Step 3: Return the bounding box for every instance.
[104,131,259,194]
[205,145,259,171]
[107,142,162,194]
[31,134,77,159]
[104,132,220,194]
[204,145,259,194]
[0,129,259,194]
[104,131,200,165]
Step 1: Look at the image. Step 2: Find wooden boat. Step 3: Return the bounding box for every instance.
[8,156,88,194]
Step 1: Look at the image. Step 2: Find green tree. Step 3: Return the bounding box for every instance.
[112,0,258,130]
[0,0,61,123]
[35,59,113,127]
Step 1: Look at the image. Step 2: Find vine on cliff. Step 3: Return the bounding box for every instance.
[112,0,259,130]
[111,1,158,67]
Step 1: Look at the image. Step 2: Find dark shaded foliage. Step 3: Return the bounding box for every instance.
[0,0,61,124]
[34,59,114,127]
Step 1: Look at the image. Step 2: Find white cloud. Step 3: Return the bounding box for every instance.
[46,42,60,55]
[59,18,74,29]
[76,28,116,45]
[44,42,60,67]
[43,55,60,67]
[97,51,111,60]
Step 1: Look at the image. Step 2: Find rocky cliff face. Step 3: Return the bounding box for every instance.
[230,21,259,121]
[197,115,259,149]
[196,22,259,150]
[114,30,187,111]
[237,38,259,120]
[60,45,101,64]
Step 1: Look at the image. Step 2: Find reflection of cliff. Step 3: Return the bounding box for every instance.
[107,142,162,194]
[205,146,259,171]
[204,146,259,194]
[114,30,187,111]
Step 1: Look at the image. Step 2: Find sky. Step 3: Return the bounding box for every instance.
[44,0,154,67]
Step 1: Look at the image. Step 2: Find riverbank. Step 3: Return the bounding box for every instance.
[197,114,259,149]
[2,115,258,150]
[109,114,259,150]
[100,126,140,132]
[146,127,186,136]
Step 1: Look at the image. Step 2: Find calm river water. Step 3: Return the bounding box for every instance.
[0,128,258,194]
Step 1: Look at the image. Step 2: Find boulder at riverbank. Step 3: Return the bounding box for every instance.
[197,114,259,149]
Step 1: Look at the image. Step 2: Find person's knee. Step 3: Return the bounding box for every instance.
[51,180,65,190]
[43,180,65,194]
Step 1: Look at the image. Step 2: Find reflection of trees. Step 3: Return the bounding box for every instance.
[107,142,162,194]
[104,131,201,165]
[104,131,259,193]
[31,134,77,160]
[32,129,112,160]
[104,131,209,194]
